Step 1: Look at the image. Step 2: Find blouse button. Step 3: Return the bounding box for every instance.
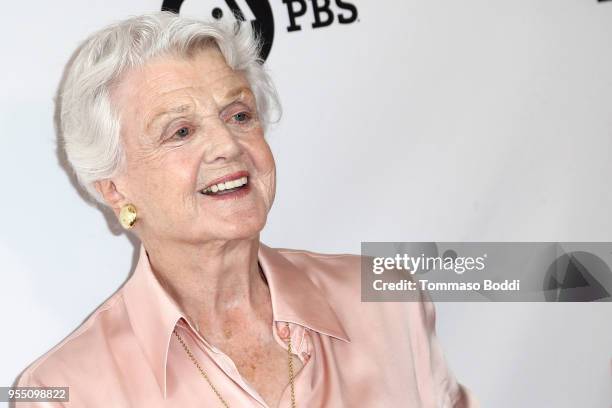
[278,324,290,340]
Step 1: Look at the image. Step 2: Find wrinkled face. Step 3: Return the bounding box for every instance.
[109,46,276,244]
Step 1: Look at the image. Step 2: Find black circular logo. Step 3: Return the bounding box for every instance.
[161,0,275,61]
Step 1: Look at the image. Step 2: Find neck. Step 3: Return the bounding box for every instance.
[140,235,272,344]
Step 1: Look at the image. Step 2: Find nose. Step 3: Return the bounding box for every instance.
[202,118,242,164]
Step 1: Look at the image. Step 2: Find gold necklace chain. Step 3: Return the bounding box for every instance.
[173,321,297,408]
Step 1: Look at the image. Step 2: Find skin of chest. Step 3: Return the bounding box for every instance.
[216,331,305,407]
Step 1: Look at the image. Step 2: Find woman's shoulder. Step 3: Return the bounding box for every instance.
[273,246,362,271]
[273,245,434,335]
[16,292,127,387]
[274,246,360,261]
[274,246,362,287]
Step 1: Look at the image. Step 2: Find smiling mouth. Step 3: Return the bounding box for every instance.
[200,176,248,196]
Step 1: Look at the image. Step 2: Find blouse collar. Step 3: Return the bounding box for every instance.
[122,242,350,397]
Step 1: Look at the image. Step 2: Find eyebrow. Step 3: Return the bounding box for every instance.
[145,86,255,131]
[226,86,253,101]
[146,104,193,132]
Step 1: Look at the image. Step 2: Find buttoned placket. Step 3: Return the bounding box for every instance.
[273,321,313,365]
[174,320,263,405]
[173,319,314,407]
[271,321,314,408]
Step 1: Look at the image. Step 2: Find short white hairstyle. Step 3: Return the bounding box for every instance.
[59,11,281,204]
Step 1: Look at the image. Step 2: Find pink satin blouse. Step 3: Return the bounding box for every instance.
[16,243,478,407]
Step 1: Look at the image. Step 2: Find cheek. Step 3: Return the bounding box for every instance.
[127,151,200,207]
[247,141,276,204]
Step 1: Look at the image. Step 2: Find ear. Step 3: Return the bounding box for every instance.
[94,179,127,212]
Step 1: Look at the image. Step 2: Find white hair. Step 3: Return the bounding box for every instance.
[59,11,281,204]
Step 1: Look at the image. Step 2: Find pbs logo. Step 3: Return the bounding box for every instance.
[161,0,359,61]
[282,0,358,32]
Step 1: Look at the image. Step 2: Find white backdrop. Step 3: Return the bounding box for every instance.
[1,1,611,407]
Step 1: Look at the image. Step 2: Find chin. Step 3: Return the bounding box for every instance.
[205,215,267,241]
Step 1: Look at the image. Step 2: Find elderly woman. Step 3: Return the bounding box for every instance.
[17,11,476,408]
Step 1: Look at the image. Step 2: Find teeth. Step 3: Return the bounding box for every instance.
[202,176,248,194]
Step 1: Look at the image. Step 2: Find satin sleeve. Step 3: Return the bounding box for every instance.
[420,290,480,408]
[13,370,67,408]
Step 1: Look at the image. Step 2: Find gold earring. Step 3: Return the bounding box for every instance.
[119,203,138,229]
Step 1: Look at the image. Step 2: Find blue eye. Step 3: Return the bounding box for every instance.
[174,127,191,139]
[233,112,251,123]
